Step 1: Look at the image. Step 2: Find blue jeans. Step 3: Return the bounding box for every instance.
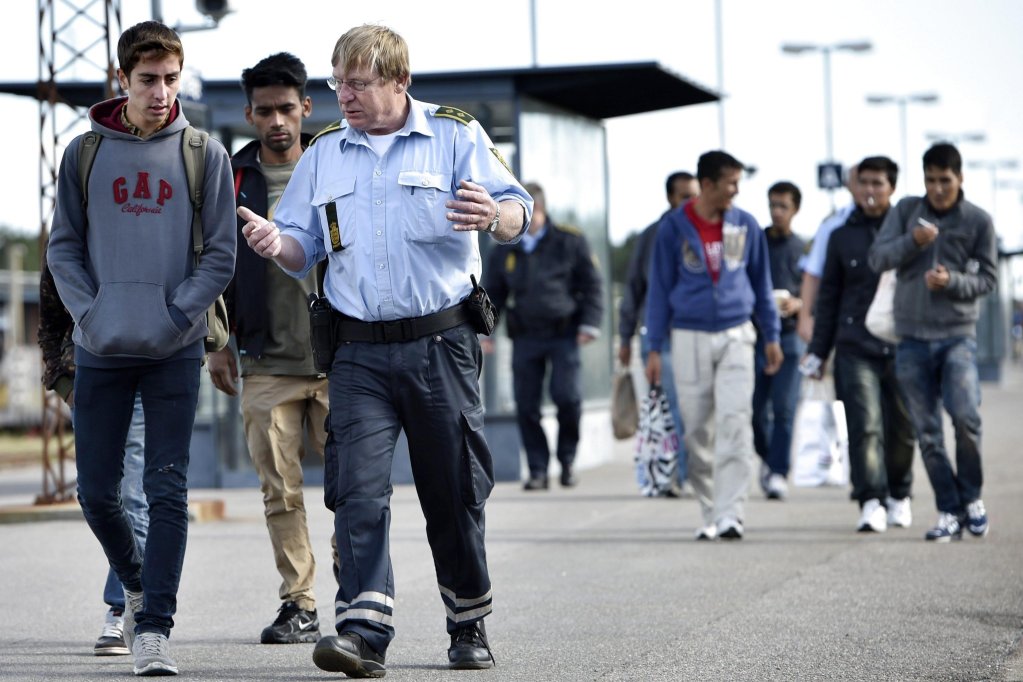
[640,332,688,482]
[895,337,983,516]
[752,330,804,477]
[102,392,149,610]
[833,352,915,505]
[513,335,582,477]
[75,360,200,637]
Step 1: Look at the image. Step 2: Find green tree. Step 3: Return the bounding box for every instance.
[0,226,43,272]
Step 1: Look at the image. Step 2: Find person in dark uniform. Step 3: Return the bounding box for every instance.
[482,182,604,491]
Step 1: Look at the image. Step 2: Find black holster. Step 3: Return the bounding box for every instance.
[308,293,336,373]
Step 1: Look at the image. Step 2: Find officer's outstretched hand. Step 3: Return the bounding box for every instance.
[238,206,282,259]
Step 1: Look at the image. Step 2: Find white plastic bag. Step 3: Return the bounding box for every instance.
[791,380,849,487]
[634,385,680,496]
[865,270,899,344]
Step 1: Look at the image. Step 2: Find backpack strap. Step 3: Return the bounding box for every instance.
[77,131,102,212]
[181,125,209,264]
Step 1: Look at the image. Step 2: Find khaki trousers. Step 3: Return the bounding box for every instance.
[241,374,329,611]
[671,323,756,527]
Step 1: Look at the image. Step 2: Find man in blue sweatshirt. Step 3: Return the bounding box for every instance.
[47,21,236,676]
[645,150,782,541]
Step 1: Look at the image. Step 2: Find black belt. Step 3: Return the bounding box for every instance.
[333,305,470,344]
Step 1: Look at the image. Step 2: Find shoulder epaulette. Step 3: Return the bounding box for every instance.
[310,120,344,146]
[433,106,475,125]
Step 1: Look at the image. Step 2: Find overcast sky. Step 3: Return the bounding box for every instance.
[3,0,1022,284]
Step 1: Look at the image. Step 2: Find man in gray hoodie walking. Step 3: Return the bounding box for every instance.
[868,143,997,543]
[46,20,236,675]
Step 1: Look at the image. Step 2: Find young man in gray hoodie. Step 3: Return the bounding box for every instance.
[46,20,236,676]
[868,143,997,543]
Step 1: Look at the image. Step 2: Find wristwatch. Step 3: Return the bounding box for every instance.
[486,203,501,233]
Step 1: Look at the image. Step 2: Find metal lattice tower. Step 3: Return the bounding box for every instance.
[35,0,121,504]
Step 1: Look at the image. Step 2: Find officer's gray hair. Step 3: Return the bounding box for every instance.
[332,24,410,85]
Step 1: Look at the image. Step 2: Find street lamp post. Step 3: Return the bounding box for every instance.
[969,158,1020,220]
[782,41,872,209]
[865,92,940,174]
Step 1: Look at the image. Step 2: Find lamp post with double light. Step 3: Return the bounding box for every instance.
[926,131,987,146]
[781,41,873,209]
[865,92,940,175]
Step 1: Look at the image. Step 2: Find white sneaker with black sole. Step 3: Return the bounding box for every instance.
[132,631,178,676]
[765,474,788,501]
[717,517,744,540]
[857,498,887,533]
[694,524,717,541]
[94,608,129,656]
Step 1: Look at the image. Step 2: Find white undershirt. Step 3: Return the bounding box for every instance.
[366,130,399,157]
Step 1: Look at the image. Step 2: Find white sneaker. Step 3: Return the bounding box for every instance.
[717,516,744,540]
[694,524,717,541]
[857,498,888,533]
[886,497,912,528]
[94,608,129,656]
[132,631,178,676]
[765,474,788,501]
[122,588,144,653]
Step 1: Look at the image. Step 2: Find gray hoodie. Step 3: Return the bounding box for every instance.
[47,97,236,365]
[867,194,997,341]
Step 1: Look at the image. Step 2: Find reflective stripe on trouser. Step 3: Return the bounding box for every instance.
[324,322,494,654]
[241,374,329,611]
[671,323,756,527]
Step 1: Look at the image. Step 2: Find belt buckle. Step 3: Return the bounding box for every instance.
[379,320,401,343]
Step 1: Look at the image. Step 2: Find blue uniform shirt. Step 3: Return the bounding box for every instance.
[273,95,533,321]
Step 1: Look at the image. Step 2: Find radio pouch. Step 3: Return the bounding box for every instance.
[308,293,336,373]
[465,274,498,336]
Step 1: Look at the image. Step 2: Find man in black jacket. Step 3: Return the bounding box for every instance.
[482,182,604,490]
[805,156,915,534]
[207,52,329,644]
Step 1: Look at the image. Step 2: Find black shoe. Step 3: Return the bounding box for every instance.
[523,475,549,491]
[448,620,495,670]
[559,467,577,487]
[313,632,386,678]
[260,601,320,644]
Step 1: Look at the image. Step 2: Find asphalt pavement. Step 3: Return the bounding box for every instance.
[1,366,1022,681]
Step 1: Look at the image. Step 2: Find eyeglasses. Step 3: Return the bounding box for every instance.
[326,76,381,93]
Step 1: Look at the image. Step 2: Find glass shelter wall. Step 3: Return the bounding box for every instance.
[482,98,612,416]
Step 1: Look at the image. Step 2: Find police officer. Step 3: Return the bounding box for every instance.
[237,24,532,677]
[482,182,604,491]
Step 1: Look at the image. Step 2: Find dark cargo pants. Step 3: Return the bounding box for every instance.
[323,322,494,656]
